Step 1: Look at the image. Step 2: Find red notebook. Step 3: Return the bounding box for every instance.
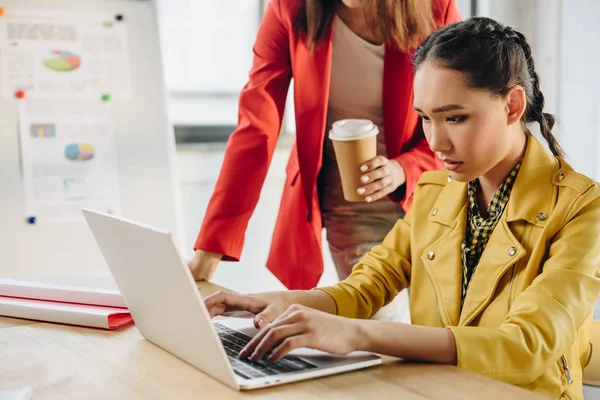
[0,278,133,330]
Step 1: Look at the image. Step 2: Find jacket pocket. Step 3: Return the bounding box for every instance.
[288,169,300,186]
[560,391,574,400]
[581,341,593,369]
[285,155,300,187]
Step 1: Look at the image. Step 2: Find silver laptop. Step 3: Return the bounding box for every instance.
[82,209,381,390]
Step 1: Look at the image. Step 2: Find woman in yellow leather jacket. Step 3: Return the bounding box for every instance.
[204,17,600,399]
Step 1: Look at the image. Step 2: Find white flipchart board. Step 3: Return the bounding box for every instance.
[0,0,182,283]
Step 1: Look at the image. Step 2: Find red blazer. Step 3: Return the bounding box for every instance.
[195,0,461,290]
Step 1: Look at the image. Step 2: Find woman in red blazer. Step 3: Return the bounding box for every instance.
[189,0,461,290]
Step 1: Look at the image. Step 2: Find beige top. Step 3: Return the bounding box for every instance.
[321,14,392,213]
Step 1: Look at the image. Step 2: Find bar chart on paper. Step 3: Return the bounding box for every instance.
[29,124,56,138]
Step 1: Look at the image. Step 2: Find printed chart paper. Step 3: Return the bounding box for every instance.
[0,10,131,99]
[18,98,121,223]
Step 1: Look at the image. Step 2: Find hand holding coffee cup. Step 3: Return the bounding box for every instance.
[357,155,406,203]
[329,119,406,202]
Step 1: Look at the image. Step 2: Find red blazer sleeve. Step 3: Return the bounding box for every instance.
[194,0,292,261]
[391,0,462,210]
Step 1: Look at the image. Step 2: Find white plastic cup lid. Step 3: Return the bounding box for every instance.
[328,119,379,141]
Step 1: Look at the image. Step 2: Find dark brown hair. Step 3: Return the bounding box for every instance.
[294,0,436,51]
[413,17,565,157]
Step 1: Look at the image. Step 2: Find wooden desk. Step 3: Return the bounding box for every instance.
[0,282,548,399]
[0,316,37,329]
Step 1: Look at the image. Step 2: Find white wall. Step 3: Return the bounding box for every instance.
[156,0,260,125]
[557,0,600,179]
[478,0,600,180]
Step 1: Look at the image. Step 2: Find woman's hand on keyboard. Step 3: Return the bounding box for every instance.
[238,304,361,362]
[204,291,291,329]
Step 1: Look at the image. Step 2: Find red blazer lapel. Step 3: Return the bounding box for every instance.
[382,45,417,158]
[292,23,334,218]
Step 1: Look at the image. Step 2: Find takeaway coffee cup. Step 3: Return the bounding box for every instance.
[329,119,379,202]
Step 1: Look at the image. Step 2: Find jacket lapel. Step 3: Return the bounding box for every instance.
[422,137,559,327]
[293,23,333,215]
[382,45,415,157]
[458,136,557,325]
[505,137,558,225]
[421,179,468,327]
[458,218,526,326]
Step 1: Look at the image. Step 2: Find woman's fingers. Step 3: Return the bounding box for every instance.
[359,174,392,194]
[268,335,311,362]
[239,306,354,364]
[249,324,306,361]
[204,291,265,317]
[360,165,390,185]
[240,304,308,359]
[254,304,282,329]
[360,155,388,173]
[366,183,395,202]
[357,165,392,201]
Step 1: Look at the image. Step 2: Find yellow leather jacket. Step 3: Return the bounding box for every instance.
[319,136,600,399]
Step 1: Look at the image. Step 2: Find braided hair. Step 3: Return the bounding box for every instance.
[413,17,564,157]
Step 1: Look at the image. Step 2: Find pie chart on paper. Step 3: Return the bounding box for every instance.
[65,143,95,162]
[43,50,82,72]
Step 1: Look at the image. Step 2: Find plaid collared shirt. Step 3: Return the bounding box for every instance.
[461,159,523,303]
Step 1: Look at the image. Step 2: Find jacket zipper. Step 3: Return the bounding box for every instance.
[559,355,573,385]
[507,224,531,311]
[421,258,446,328]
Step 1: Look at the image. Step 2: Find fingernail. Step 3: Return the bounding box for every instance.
[360,165,368,172]
[366,196,372,202]
[361,175,369,183]
[357,187,366,194]
[255,317,264,328]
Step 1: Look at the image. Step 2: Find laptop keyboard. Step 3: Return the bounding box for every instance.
[214,322,317,379]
